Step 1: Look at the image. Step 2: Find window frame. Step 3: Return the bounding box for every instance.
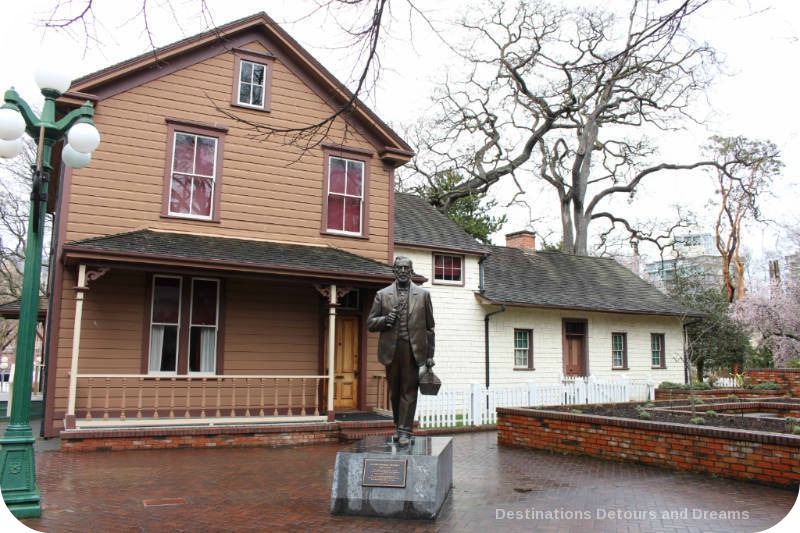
[162,118,227,222]
[147,275,183,375]
[651,333,666,369]
[321,147,371,238]
[231,49,274,112]
[188,278,220,376]
[513,328,534,371]
[611,332,628,370]
[432,253,465,286]
[144,274,223,376]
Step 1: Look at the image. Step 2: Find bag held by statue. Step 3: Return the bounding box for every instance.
[418,365,441,396]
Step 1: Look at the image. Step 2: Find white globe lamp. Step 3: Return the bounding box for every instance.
[0,137,23,158]
[0,107,25,141]
[67,122,101,153]
[34,66,72,94]
[62,144,92,168]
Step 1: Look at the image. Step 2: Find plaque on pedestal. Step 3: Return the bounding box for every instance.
[330,435,453,520]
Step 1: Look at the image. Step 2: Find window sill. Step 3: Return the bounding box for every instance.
[513,367,535,372]
[612,367,629,371]
[321,229,369,240]
[160,214,221,223]
[432,280,465,287]
[232,102,270,113]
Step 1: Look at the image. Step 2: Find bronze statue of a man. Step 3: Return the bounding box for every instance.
[367,256,435,446]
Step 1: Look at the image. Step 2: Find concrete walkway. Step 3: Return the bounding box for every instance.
[1,430,798,532]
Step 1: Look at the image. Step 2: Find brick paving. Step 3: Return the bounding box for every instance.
[1,430,797,532]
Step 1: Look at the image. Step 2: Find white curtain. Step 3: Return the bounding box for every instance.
[149,325,165,372]
[199,327,216,372]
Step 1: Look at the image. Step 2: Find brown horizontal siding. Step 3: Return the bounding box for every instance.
[64,46,391,262]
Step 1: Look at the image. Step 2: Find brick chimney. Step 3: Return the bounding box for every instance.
[505,230,536,251]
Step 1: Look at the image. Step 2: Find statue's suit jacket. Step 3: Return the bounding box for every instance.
[367,281,435,366]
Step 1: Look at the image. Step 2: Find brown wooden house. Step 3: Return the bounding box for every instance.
[41,12,412,443]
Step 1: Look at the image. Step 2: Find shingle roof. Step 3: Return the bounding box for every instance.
[63,230,396,282]
[0,297,48,319]
[394,193,488,254]
[481,246,698,317]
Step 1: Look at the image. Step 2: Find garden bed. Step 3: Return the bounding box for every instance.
[557,399,800,435]
[497,400,800,488]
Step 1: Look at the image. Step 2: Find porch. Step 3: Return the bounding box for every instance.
[64,373,329,430]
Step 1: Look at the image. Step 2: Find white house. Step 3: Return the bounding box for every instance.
[394,193,696,388]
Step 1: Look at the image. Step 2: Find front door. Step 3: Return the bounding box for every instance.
[334,315,359,409]
[563,319,588,376]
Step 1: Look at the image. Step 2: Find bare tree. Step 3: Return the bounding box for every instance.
[410,0,726,254]
[37,0,431,149]
[704,135,782,302]
[733,276,800,366]
[1,139,51,352]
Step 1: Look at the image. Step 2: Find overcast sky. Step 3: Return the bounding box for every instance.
[1,0,799,270]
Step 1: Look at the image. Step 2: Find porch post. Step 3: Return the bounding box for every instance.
[326,284,337,421]
[65,264,87,429]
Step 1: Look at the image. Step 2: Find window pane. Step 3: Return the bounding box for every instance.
[327,195,344,231]
[240,61,253,83]
[158,325,178,372]
[329,158,346,193]
[152,277,180,323]
[195,137,216,176]
[344,197,361,233]
[239,82,251,105]
[170,174,192,214]
[252,85,264,107]
[189,326,216,373]
[346,160,363,196]
[192,177,213,217]
[173,133,195,173]
[192,279,218,326]
[251,63,265,85]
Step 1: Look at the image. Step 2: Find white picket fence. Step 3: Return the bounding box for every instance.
[415,376,656,429]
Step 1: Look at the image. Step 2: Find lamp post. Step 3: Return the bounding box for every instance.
[0,68,100,518]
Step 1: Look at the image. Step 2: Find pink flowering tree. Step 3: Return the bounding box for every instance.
[733,278,800,366]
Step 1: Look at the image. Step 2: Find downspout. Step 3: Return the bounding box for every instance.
[484,305,507,389]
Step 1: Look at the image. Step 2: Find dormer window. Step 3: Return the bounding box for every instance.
[238,60,266,108]
[231,49,274,112]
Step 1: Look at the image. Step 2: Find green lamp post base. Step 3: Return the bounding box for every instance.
[0,425,42,518]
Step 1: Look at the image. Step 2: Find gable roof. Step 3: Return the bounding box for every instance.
[62,230,396,283]
[394,193,489,255]
[60,12,413,167]
[480,246,699,317]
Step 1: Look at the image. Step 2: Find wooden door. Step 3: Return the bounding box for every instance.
[564,335,586,376]
[334,315,359,409]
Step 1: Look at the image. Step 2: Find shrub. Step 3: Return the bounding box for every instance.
[658,381,710,390]
[751,381,781,390]
[689,416,705,425]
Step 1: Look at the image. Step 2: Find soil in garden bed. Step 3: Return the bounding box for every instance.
[548,399,800,435]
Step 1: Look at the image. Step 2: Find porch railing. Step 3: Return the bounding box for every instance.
[68,374,327,428]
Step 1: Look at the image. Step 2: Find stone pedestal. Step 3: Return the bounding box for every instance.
[330,435,453,519]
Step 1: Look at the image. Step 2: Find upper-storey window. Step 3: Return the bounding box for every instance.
[231,49,274,112]
[324,154,366,236]
[433,254,464,285]
[238,60,266,108]
[162,118,227,222]
[170,132,217,218]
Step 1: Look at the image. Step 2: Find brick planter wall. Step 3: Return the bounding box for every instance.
[60,423,341,452]
[747,368,800,397]
[497,407,800,488]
